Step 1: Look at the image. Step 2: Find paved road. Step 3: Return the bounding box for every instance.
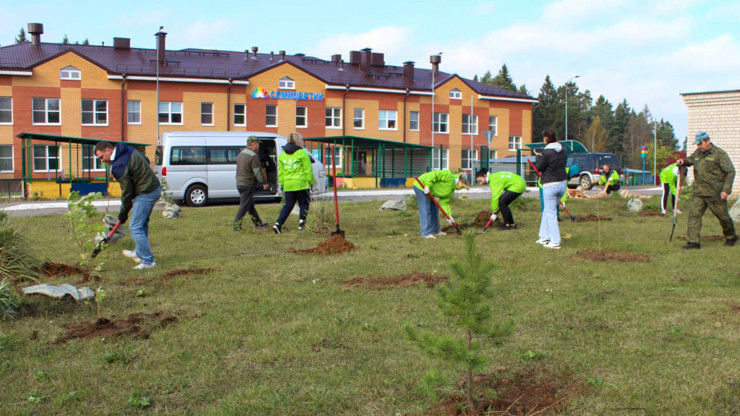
[0,186,663,217]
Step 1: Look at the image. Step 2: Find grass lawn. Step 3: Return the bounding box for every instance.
[1,193,739,415]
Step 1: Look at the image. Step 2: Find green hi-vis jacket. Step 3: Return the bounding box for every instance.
[659,163,679,196]
[598,169,620,187]
[684,145,735,197]
[489,172,526,212]
[414,170,460,215]
[277,145,315,192]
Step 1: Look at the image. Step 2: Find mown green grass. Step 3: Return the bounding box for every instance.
[1,193,738,415]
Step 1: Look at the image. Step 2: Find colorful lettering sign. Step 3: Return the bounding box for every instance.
[252,88,323,101]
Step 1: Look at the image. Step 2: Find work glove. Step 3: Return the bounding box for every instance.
[423,186,430,195]
[446,216,454,226]
[118,212,128,224]
[489,213,497,222]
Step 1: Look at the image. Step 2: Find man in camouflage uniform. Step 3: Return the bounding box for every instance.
[678,131,737,249]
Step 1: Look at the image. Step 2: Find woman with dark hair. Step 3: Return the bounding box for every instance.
[534,129,568,249]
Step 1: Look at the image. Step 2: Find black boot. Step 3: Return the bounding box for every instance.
[682,242,701,250]
[724,237,737,247]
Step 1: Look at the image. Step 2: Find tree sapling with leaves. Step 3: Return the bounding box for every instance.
[65,191,107,277]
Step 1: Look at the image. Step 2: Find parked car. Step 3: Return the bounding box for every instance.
[566,152,623,190]
[155,131,328,207]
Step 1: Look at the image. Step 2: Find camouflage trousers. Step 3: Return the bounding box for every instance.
[686,195,737,243]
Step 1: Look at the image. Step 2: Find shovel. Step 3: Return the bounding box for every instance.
[527,159,577,222]
[91,220,121,259]
[481,209,501,233]
[329,146,344,238]
[415,177,462,235]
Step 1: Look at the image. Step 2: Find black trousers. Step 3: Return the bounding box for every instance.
[234,185,262,226]
[276,189,310,227]
[661,183,676,212]
[605,183,621,194]
[499,191,522,225]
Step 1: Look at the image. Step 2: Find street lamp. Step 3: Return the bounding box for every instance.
[430,52,442,168]
[155,26,164,144]
[564,75,580,141]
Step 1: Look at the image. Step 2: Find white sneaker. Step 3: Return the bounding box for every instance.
[132,262,156,270]
[661,210,667,215]
[535,238,549,245]
[122,250,141,263]
[437,231,447,236]
[674,209,682,214]
[423,234,436,239]
[543,242,561,249]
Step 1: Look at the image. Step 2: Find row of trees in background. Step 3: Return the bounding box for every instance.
[475,65,680,169]
[12,27,88,46]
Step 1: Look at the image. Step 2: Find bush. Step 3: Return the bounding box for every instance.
[0,211,41,282]
[0,278,20,320]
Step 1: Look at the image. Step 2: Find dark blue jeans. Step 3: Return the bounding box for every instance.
[276,189,310,227]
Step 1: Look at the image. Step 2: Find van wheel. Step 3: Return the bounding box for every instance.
[580,175,593,190]
[185,184,207,207]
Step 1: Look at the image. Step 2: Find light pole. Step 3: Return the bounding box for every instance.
[430,53,442,169]
[564,75,580,141]
[155,26,163,144]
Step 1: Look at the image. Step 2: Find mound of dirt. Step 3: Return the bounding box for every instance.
[639,209,662,217]
[573,250,650,262]
[292,235,356,255]
[160,268,212,280]
[38,262,91,280]
[471,211,493,227]
[54,311,178,344]
[575,214,612,222]
[342,273,449,289]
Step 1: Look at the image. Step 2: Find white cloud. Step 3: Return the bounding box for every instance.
[114,10,175,29]
[178,19,238,49]
[313,26,415,62]
[541,0,633,23]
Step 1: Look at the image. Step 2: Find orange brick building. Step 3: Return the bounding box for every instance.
[0,23,536,191]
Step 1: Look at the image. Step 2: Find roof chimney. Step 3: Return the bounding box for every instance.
[251,46,258,60]
[339,59,344,71]
[155,28,167,66]
[361,48,372,74]
[430,54,441,78]
[113,37,130,51]
[403,61,415,83]
[349,51,361,65]
[270,51,274,60]
[244,49,250,60]
[28,23,44,46]
[331,54,341,63]
[279,50,286,60]
[371,52,385,67]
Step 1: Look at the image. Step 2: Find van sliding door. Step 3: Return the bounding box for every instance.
[206,146,241,199]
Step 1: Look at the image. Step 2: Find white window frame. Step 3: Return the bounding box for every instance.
[353,108,364,129]
[462,113,478,135]
[201,102,214,126]
[0,97,12,125]
[433,112,448,134]
[266,105,278,127]
[0,145,13,172]
[409,111,419,131]
[234,104,246,126]
[325,147,343,169]
[449,89,462,100]
[488,115,498,137]
[81,99,108,126]
[32,98,61,126]
[60,66,81,80]
[81,144,105,172]
[159,101,183,125]
[378,110,397,130]
[33,145,61,173]
[278,77,295,89]
[296,106,307,128]
[489,149,498,161]
[508,136,522,151]
[325,107,342,129]
[461,149,478,170]
[432,148,449,170]
[127,100,141,125]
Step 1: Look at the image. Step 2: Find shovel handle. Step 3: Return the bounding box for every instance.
[415,177,459,229]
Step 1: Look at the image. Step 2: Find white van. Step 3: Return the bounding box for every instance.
[155,131,327,207]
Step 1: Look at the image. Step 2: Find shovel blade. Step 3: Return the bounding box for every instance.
[331,227,345,238]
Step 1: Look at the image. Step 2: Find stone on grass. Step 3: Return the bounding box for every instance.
[379,199,406,211]
[627,198,643,213]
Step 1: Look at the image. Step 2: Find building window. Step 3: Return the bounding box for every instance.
[432,148,449,170]
[33,145,60,172]
[0,145,12,172]
[353,108,364,129]
[325,107,341,128]
[409,111,419,131]
[378,110,397,130]
[433,112,448,133]
[81,99,108,125]
[159,102,183,125]
[461,149,478,170]
[234,104,246,126]
[201,102,214,126]
[0,97,11,124]
[127,100,141,124]
[266,105,277,127]
[462,114,478,135]
[296,106,307,128]
[60,66,81,80]
[489,149,498,161]
[509,136,522,151]
[278,77,295,89]
[488,115,498,136]
[449,89,462,100]
[32,98,61,125]
[325,147,343,169]
[81,145,104,171]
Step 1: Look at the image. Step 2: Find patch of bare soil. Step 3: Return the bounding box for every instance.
[638,209,662,217]
[574,214,612,222]
[424,368,583,416]
[54,311,178,344]
[573,250,650,262]
[37,262,92,281]
[342,273,449,289]
[471,211,493,227]
[291,235,356,255]
[125,268,212,285]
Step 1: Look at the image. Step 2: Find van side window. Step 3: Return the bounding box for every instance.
[207,146,242,164]
[171,146,206,165]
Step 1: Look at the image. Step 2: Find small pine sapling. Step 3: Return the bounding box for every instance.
[407,230,514,412]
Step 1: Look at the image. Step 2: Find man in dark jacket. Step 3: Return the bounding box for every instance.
[95,141,161,269]
[234,136,268,231]
[678,131,736,249]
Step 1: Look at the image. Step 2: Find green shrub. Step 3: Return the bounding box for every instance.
[0,211,41,281]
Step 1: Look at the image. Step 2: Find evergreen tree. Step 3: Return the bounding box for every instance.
[518,84,529,96]
[656,119,678,150]
[62,34,69,45]
[490,64,517,92]
[591,95,615,141]
[480,70,493,85]
[15,28,28,44]
[82,38,90,46]
[533,75,560,141]
[610,100,631,155]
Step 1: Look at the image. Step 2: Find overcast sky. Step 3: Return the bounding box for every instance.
[3,0,739,141]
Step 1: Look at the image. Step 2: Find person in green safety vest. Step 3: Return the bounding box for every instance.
[475,169,525,229]
[597,164,621,194]
[413,170,469,239]
[659,162,685,215]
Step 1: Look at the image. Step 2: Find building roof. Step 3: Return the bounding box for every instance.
[0,41,535,101]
